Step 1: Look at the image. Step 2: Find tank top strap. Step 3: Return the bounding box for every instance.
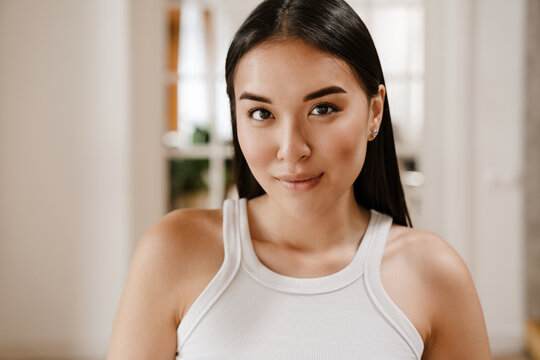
[363,210,393,274]
[223,197,242,255]
[176,198,242,350]
[363,210,424,358]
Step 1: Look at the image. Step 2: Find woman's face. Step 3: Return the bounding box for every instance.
[234,39,384,218]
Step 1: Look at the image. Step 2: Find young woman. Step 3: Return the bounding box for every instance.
[108,0,492,358]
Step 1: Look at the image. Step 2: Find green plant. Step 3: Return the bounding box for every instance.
[169,159,209,209]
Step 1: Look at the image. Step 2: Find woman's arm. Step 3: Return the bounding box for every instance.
[419,234,492,359]
[106,219,183,359]
[107,208,223,359]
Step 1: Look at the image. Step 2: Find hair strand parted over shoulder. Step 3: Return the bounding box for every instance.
[225,0,412,227]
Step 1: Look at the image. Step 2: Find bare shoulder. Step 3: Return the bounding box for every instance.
[382,225,491,359]
[139,207,223,263]
[107,208,223,359]
[385,225,469,287]
[137,208,224,318]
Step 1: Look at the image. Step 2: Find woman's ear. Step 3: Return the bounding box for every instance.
[368,84,385,141]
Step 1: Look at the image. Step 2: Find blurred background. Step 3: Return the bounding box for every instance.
[0,0,538,358]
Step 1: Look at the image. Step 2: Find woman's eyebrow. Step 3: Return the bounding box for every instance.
[303,86,347,102]
[238,86,347,104]
[239,92,272,104]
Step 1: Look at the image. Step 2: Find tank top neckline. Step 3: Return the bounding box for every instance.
[236,198,382,294]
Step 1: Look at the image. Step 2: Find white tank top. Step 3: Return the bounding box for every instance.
[176,198,424,359]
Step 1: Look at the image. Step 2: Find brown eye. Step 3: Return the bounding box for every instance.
[310,103,338,115]
[249,108,274,121]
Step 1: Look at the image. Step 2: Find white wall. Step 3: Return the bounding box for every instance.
[129,0,168,247]
[0,0,162,358]
[422,0,526,355]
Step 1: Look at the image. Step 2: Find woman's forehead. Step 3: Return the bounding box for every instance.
[234,39,362,97]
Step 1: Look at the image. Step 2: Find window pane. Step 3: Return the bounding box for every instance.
[178,78,210,141]
[212,8,235,75]
[410,5,425,74]
[216,79,232,142]
[179,1,207,76]
[370,6,411,74]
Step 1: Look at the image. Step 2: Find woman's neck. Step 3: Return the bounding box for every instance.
[246,192,371,254]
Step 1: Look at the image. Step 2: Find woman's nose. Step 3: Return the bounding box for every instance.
[276,120,312,162]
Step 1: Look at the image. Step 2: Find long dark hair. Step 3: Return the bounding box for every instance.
[225,0,412,227]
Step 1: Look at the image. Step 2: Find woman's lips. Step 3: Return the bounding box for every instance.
[277,173,324,192]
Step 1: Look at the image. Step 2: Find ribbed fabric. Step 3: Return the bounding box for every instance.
[176,198,424,359]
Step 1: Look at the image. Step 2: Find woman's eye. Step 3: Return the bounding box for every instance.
[310,103,338,115]
[249,108,274,121]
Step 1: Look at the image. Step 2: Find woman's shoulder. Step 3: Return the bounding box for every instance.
[384,225,490,358]
[133,208,225,321]
[144,207,223,247]
[386,225,469,282]
[136,208,223,267]
[385,225,477,308]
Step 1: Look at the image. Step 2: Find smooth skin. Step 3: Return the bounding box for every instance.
[107,40,491,359]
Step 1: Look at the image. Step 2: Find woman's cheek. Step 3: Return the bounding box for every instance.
[323,123,367,162]
[238,126,274,168]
